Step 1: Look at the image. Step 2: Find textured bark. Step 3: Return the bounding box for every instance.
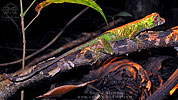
[0,27,178,99]
[146,68,178,100]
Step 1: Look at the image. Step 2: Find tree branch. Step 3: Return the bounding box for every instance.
[0,26,178,99]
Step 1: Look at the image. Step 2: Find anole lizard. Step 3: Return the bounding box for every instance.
[12,13,165,82]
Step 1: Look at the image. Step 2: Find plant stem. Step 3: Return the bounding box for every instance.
[20,0,25,99]
[20,0,25,70]
[21,16,26,70]
[20,0,23,16]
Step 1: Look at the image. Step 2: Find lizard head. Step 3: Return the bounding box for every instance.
[144,12,165,29]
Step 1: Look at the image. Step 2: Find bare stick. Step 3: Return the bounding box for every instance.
[23,0,37,16]
[0,46,38,51]
[24,12,40,31]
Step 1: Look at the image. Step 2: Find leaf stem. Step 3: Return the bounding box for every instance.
[23,0,37,16]
[24,12,40,31]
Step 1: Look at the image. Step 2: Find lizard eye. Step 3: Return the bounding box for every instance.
[154,16,158,21]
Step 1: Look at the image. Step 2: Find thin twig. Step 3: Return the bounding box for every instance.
[0,7,90,66]
[0,46,38,51]
[23,0,37,16]
[24,12,40,31]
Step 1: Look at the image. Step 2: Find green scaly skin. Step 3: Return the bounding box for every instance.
[12,12,165,82]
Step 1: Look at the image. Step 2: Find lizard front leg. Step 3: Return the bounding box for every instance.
[81,38,114,63]
[129,29,143,44]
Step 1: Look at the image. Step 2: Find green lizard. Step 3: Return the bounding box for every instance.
[12,12,165,82]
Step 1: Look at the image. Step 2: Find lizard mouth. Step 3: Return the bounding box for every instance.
[158,18,165,25]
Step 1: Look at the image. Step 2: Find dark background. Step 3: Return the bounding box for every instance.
[0,0,178,100]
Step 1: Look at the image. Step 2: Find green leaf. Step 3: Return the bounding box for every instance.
[35,0,108,25]
[114,12,132,17]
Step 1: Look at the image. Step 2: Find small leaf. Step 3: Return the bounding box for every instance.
[35,0,108,25]
[37,80,96,98]
[35,1,52,12]
[114,12,132,17]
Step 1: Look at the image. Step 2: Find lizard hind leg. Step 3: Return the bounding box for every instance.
[81,39,115,64]
[129,30,143,44]
[80,45,101,65]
